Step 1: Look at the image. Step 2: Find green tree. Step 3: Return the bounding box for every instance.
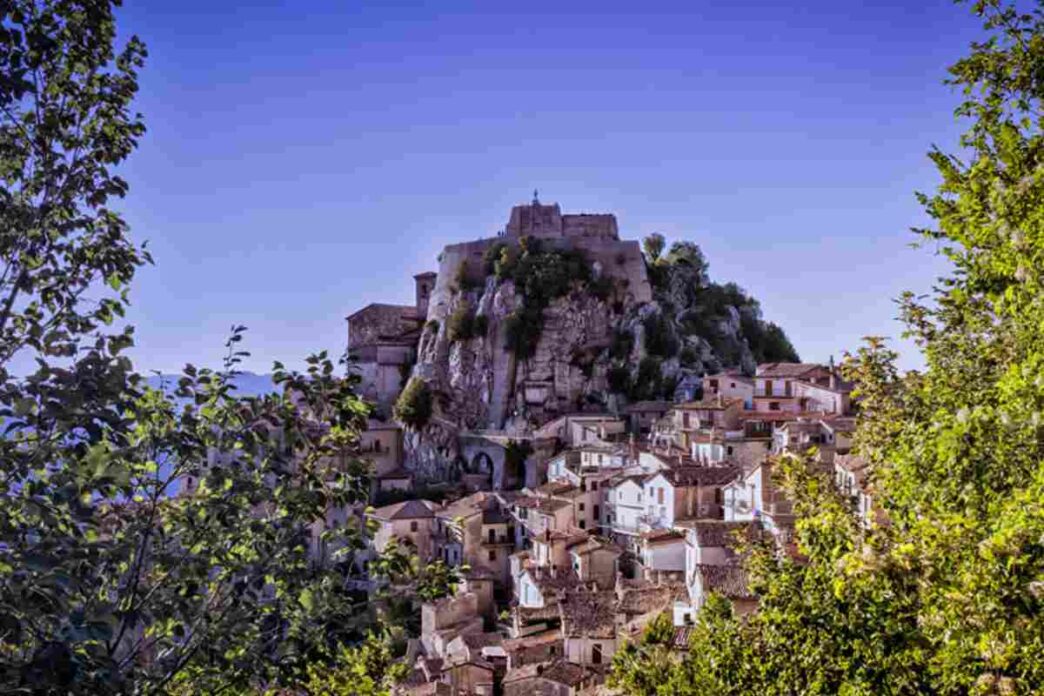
[299,632,409,696]
[393,376,432,429]
[0,3,393,693]
[611,1,1044,693]
[642,233,666,264]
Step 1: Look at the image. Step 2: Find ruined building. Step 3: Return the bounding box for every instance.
[347,271,436,416]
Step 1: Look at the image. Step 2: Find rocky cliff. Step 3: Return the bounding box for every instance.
[397,226,798,482]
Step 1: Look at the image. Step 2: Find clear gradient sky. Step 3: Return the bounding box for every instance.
[114,0,985,374]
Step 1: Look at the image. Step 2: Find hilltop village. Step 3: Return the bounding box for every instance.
[346,200,865,695]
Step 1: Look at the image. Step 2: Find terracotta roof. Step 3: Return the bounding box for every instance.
[696,564,752,599]
[617,581,687,616]
[527,498,572,514]
[704,371,754,385]
[756,362,828,379]
[626,400,674,413]
[503,660,592,687]
[438,492,496,520]
[503,631,562,658]
[640,528,685,545]
[535,480,582,498]
[822,416,857,434]
[681,520,753,548]
[567,536,622,556]
[673,397,743,411]
[651,465,741,487]
[369,499,438,521]
[560,587,617,638]
[461,632,503,651]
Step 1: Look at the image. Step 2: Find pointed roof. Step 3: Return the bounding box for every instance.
[368,498,438,521]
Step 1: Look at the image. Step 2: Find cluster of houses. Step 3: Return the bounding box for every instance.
[365,362,872,695]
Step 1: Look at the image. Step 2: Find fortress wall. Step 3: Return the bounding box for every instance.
[427,234,652,325]
[427,237,500,323]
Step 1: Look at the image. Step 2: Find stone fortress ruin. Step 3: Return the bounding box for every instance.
[349,196,659,487]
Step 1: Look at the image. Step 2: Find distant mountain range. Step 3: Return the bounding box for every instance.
[144,371,277,397]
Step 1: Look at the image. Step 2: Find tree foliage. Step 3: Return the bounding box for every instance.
[393,377,432,430]
[611,2,1044,693]
[0,4,421,693]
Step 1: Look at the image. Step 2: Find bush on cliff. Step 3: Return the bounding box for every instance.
[447,302,477,341]
[394,377,433,429]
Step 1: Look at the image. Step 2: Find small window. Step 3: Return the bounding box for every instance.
[726,445,734,455]
[594,505,600,519]
[592,643,603,665]
[488,550,496,561]
[578,503,585,512]
[579,520,586,529]
[769,402,781,411]
[374,440,381,453]
[410,521,418,532]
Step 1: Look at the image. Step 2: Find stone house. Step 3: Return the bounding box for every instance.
[687,563,756,617]
[604,474,645,541]
[689,430,773,472]
[420,591,485,659]
[702,371,755,409]
[559,586,618,668]
[369,499,440,562]
[444,659,495,696]
[502,660,598,696]
[677,520,752,625]
[640,465,741,529]
[637,529,687,580]
[753,362,849,415]
[669,397,745,449]
[566,536,621,585]
[360,420,409,492]
[502,629,564,669]
[436,492,516,592]
[722,461,796,551]
[625,400,673,435]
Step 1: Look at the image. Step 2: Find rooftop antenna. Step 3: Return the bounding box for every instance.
[532,188,540,205]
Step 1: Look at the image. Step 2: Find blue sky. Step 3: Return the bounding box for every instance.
[114,0,983,374]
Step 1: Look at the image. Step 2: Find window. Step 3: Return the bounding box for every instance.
[549,645,556,656]
[769,401,781,411]
[579,503,585,512]
[709,379,718,389]
[657,487,664,505]
[765,379,774,396]
[727,445,734,455]
[594,505,600,519]
[488,550,496,561]
[579,520,586,530]
[488,529,496,543]
[373,440,381,453]
[410,521,418,532]
[592,643,603,665]
[683,412,691,428]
